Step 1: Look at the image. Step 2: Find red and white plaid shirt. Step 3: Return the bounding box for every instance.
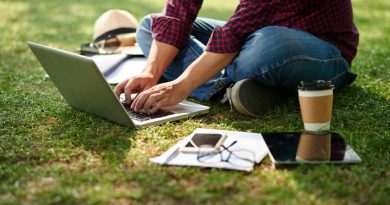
[151,0,359,63]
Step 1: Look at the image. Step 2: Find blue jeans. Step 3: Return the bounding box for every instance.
[136,15,356,101]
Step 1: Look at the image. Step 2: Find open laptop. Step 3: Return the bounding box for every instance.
[28,42,209,127]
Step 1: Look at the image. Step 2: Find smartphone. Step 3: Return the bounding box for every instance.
[179,133,227,153]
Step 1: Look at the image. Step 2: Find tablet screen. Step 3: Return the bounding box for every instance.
[261,132,361,164]
[185,133,224,148]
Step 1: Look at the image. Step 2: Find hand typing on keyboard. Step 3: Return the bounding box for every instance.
[121,102,174,121]
[119,93,137,105]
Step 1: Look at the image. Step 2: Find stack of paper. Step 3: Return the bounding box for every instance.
[150,128,268,172]
[92,54,147,84]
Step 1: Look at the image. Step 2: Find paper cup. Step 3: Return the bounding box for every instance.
[298,81,334,133]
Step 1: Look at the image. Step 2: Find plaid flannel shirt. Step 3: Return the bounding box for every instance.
[151,0,359,63]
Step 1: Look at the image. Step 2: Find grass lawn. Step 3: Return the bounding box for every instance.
[0,0,389,204]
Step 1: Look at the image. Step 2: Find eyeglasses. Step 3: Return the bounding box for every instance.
[197,140,256,168]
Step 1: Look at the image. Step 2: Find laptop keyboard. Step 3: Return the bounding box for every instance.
[122,103,174,122]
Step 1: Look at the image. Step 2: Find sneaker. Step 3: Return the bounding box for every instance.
[221,79,287,116]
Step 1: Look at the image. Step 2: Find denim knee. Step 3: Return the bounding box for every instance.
[225,26,291,83]
[225,26,349,88]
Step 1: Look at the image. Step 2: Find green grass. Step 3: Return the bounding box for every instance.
[0,0,389,204]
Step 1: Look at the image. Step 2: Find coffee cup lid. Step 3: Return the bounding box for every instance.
[298,80,334,91]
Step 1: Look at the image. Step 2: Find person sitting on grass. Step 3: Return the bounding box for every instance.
[114,0,359,116]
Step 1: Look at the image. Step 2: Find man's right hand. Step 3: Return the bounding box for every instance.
[114,72,157,104]
[114,40,180,105]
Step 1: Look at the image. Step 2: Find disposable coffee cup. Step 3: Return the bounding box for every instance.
[298,80,334,133]
[296,132,331,161]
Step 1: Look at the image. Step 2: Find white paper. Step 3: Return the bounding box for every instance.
[92,54,128,74]
[150,128,268,172]
[92,55,147,84]
[104,57,147,84]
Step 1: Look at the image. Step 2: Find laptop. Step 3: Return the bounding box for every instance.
[28,42,209,127]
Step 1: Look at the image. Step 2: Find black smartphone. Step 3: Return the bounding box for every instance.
[180,133,227,153]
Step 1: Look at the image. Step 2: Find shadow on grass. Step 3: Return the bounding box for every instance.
[2,0,389,204]
[194,83,389,204]
[232,84,389,204]
[47,107,137,164]
[2,0,236,166]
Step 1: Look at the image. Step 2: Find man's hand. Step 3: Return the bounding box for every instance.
[114,72,157,104]
[131,79,191,113]
[127,51,237,113]
[114,40,180,104]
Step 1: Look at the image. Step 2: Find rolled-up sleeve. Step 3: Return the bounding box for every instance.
[151,0,203,49]
[206,0,281,53]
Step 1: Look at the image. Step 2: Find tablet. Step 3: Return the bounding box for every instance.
[261,132,361,165]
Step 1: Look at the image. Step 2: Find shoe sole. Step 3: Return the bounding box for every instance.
[230,80,258,117]
[230,79,287,116]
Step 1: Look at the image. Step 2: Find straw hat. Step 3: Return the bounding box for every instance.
[93,9,138,43]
